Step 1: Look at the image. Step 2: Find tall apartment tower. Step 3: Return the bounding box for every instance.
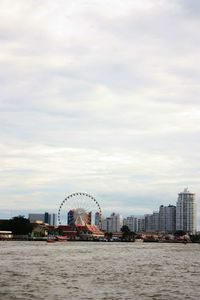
[176,188,196,234]
[101,213,123,233]
[144,212,159,232]
[137,217,145,232]
[110,212,123,232]
[123,216,138,232]
[159,205,176,232]
[95,212,101,227]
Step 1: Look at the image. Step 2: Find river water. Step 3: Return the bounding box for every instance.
[0,241,200,300]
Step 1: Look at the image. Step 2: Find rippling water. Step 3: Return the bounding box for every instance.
[0,241,200,299]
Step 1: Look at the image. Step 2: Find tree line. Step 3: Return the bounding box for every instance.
[0,216,33,235]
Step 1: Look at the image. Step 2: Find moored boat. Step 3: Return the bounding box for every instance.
[55,235,67,242]
[47,239,56,243]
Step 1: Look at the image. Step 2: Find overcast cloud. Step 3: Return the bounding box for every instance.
[0,0,200,225]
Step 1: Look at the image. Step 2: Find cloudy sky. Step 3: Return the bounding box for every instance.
[1,0,200,224]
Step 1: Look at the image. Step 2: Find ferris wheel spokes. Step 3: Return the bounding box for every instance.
[58,193,102,226]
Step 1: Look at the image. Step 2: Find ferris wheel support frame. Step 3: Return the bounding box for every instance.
[58,192,102,226]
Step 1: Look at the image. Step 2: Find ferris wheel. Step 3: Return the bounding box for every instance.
[58,192,102,226]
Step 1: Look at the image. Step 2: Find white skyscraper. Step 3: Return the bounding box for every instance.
[110,213,123,232]
[176,188,196,234]
[100,217,111,232]
[101,213,123,232]
[123,216,138,232]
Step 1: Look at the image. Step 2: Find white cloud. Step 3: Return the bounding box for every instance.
[0,0,200,225]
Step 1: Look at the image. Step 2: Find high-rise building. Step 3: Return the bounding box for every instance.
[159,205,176,232]
[100,213,123,233]
[95,212,101,227]
[51,213,57,226]
[152,212,159,231]
[68,210,74,225]
[110,212,123,232]
[137,217,145,232]
[44,212,57,226]
[144,214,152,231]
[123,216,138,232]
[144,212,159,232]
[100,217,112,232]
[44,212,49,224]
[176,188,196,234]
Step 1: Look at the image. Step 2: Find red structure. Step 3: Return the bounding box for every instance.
[58,224,104,240]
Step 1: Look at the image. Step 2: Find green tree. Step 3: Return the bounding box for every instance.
[190,234,200,243]
[121,225,130,241]
[57,227,64,235]
[0,220,10,231]
[121,225,136,242]
[175,230,186,237]
[9,216,33,235]
[121,225,130,234]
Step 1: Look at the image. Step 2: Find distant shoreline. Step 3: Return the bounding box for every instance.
[0,239,199,244]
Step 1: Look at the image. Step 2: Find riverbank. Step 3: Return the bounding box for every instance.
[1,238,199,243]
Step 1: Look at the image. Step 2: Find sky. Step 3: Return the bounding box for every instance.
[0,0,200,225]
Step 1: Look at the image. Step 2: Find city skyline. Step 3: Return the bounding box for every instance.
[2,188,195,235]
[1,1,200,226]
[1,188,198,230]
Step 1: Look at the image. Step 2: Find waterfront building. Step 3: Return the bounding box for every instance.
[176,188,196,234]
[44,212,49,224]
[152,212,159,231]
[159,205,176,232]
[110,212,123,232]
[51,213,57,226]
[100,213,123,233]
[28,212,57,226]
[45,212,57,225]
[67,210,74,225]
[137,217,145,232]
[95,212,101,227]
[144,212,159,232]
[0,231,13,240]
[123,216,138,232]
[28,213,44,223]
[100,217,112,232]
[106,217,112,232]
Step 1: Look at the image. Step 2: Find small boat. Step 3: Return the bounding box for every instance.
[47,239,55,243]
[55,235,67,242]
[47,236,56,243]
[46,236,67,243]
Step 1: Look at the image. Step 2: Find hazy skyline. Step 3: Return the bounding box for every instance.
[1,1,200,225]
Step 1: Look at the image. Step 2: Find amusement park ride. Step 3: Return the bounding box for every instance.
[56,193,104,240]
